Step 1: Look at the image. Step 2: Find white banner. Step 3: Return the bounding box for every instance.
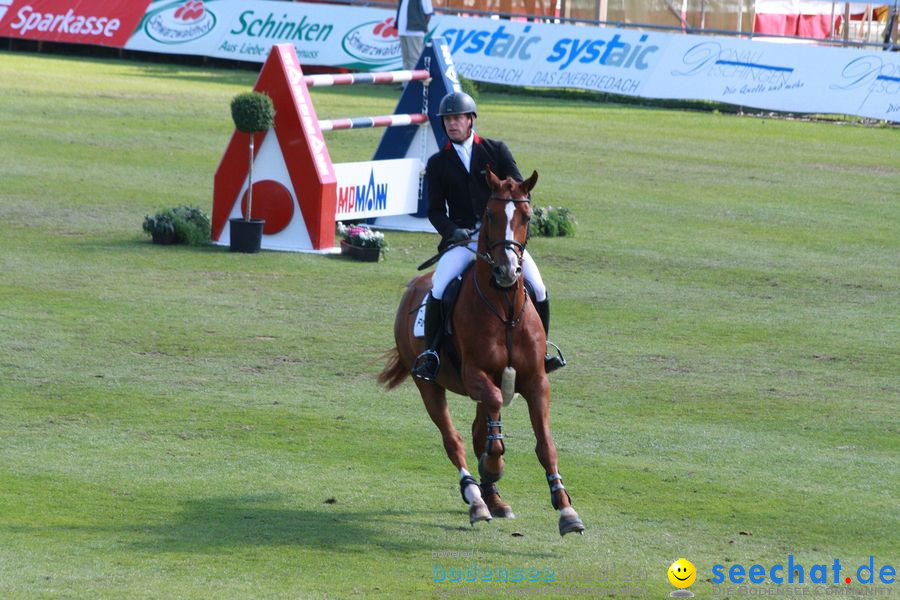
[643,37,900,121]
[124,0,900,122]
[333,159,422,221]
[126,0,400,68]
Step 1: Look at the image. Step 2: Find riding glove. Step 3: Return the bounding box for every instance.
[450,228,472,243]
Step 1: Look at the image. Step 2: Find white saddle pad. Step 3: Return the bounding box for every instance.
[413,299,427,338]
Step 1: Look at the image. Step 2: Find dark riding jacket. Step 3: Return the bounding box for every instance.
[425,134,522,251]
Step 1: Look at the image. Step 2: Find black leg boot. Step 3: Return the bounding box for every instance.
[411,295,443,381]
[535,297,566,373]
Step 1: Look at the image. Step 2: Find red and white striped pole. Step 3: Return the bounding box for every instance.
[304,69,431,88]
[318,112,428,132]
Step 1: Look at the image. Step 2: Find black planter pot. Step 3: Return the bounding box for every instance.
[229,218,265,253]
[340,240,381,262]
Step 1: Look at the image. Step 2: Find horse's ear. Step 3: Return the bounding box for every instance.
[485,164,501,189]
[523,170,538,194]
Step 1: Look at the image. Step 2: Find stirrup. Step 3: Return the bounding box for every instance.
[411,349,440,381]
[545,340,567,373]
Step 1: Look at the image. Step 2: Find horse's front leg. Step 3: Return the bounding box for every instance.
[472,400,515,518]
[520,376,585,536]
[466,371,515,519]
[415,378,491,525]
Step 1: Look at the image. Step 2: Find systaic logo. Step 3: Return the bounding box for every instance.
[0,0,14,23]
[341,18,401,67]
[144,0,216,45]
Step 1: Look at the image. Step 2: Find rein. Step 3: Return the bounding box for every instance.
[416,230,488,271]
[473,274,529,369]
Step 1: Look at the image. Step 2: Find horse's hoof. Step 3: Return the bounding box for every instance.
[491,505,516,519]
[481,483,515,518]
[485,494,516,518]
[559,511,585,536]
[469,499,492,525]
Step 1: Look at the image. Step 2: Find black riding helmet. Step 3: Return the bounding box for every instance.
[437,91,477,118]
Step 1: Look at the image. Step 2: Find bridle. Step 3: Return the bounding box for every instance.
[470,195,532,364]
[479,195,531,267]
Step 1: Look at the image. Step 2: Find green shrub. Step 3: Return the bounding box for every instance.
[532,205,576,237]
[142,209,176,241]
[458,74,479,105]
[142,205,210,246]
[230,92,275,133]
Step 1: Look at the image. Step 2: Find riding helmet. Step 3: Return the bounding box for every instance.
[437,91,477,118]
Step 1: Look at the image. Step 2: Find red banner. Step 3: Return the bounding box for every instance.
[0,0,152,47]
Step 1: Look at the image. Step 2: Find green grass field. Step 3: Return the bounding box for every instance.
[0,50,897,599]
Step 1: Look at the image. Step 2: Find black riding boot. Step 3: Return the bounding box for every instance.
[535,297,566,373]
[411,295,443,381]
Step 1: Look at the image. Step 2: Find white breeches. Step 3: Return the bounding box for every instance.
[430,231,547,302]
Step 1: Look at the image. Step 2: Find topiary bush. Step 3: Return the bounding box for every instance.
[143,205,210,246]
[230,92,275,133]
[230,91,275,225]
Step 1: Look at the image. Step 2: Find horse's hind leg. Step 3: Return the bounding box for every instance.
[521,378,585,536]
[472,385,514,519]
[416,379,491,525]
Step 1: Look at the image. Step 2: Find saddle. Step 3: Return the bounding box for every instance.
[414,265,538,375]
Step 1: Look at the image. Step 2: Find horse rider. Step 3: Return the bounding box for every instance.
[411,91,566,381]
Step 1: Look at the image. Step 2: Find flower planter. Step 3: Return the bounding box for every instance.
[151,230,177,245]
[341,240,381,262]
[229,218,265,253]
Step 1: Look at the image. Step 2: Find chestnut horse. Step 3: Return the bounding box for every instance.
[378,166,585,536]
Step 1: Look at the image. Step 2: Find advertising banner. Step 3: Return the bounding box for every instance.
[0,0,881,122]
[334,159,422,221]
[433,17,899,123]
[0,0,151,47]
[121,0,899,122]
[643,37,900,123]
[125,0,399,69]
[444,20,667,96]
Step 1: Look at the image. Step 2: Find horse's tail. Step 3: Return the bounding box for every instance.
[377,347,409,390]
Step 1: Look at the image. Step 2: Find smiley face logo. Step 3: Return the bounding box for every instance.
[668,558,697,588]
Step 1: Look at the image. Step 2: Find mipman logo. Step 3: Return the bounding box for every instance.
[0,0,15,23]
